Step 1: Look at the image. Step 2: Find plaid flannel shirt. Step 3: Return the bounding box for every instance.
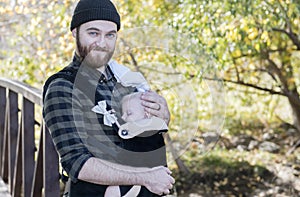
[43,55,166,183]
[43,55,135,182]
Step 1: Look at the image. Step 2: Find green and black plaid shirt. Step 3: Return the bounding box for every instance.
[43,54,134,180]
[43,55,166,196]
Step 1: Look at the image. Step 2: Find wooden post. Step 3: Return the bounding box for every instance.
[0,86,6,171]
[8,90,18,193]
[43,125,60,197]
[0,78,61,197]
[31,127,43,197]
[1,102,8,182]
[12,119,22,197]
[0,86,6,177]
[22,97,35,197]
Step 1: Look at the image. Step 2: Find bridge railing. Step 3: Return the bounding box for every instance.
[0,78,60,197]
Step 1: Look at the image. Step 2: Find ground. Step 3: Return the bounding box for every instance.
[170,124,300,197]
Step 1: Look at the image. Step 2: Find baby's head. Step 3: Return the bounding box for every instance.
[121,92,147,122]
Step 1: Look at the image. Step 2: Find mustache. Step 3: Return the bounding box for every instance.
[90,46,109,52]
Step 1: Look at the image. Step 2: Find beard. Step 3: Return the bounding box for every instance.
[76,28,115,68]
[82,46,114,68]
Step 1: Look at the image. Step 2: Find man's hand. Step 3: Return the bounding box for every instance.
[142,166,175,196]
[140,91,170,125]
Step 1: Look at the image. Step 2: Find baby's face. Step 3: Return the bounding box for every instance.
[121,95,146,122]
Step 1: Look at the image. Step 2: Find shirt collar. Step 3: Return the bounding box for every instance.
[73,52,82,65]
[104,65,114,81]
[73,53,114,81]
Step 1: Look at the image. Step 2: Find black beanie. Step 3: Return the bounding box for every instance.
[70,0,121,31]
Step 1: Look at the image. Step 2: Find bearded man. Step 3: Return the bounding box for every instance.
[42,0,174,196]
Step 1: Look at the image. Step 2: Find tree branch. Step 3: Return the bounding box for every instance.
[139,65,181,75]
[265,56,289,93]
[272,27,300,50]
[119,38,143,75]
[203,76,285,96]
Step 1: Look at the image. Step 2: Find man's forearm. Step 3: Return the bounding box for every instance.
[78,157,175,195]
[78,157,149,186]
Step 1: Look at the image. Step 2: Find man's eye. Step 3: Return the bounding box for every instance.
[88,32,98,36]
[127,111,132,116]
[106,33,116,39]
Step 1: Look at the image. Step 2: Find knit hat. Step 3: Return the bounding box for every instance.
[70,0,121,31]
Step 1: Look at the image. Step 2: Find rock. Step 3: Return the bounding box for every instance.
[201,132,219,145]
[231,134,255,147]
[248,140,259,150]
[287,128,298,135]
[237,145,247,151]
[259,141,280,153]
[262,132,274,141]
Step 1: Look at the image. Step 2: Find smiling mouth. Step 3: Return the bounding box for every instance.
[93,50,107,53]
[91,46,108,52]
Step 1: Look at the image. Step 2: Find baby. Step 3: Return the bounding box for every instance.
[104,92,168,197]
[121,92,149,122]
[118,92,168,139]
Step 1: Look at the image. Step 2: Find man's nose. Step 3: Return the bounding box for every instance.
[96,36,106,47]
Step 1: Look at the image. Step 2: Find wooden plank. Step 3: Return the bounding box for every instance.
[0,78,42,106]
[8,90,18,194]
[0,87,6,171]
[22,97,35,197]
[31,127,43,197]
[12,119,22,197]
[0,79,62,197]
[43,125,60,197]
[1,101,8,182]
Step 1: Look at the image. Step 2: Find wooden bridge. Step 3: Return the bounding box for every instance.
[0,78,61,197]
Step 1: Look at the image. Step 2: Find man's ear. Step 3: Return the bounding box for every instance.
[72,29,77,38]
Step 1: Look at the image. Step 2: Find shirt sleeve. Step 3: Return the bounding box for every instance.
[43,78,93,182]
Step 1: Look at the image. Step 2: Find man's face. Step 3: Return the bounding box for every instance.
[74,20,117,69]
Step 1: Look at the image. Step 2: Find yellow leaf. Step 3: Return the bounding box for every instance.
[232,49,242,57]
[248,28,258,40]
[261,31,269,42]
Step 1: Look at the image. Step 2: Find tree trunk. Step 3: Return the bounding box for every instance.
[287,91,300,132]
[164,133,190,175]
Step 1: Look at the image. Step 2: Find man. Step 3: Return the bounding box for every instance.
[42,0,174,196]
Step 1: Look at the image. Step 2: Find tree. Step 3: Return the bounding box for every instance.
[2,0,299,176]
[0,0,197,173]
[0,0,74,87]
[170,0,300,131]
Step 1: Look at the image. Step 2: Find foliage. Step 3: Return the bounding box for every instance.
[173,147,299,196]
[169,0,300,130]
[0,0,74,87]
[1,0,300,195]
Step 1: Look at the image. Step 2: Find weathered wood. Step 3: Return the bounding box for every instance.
[8,90,18,194]
[0,78,61,197]
[1,102,8,182]
[0,86,6,171]
[22,97,35,197]
[12,120,22,197]
[0,78,42,106]
[43,126,60,197]
[31,128,43,197]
